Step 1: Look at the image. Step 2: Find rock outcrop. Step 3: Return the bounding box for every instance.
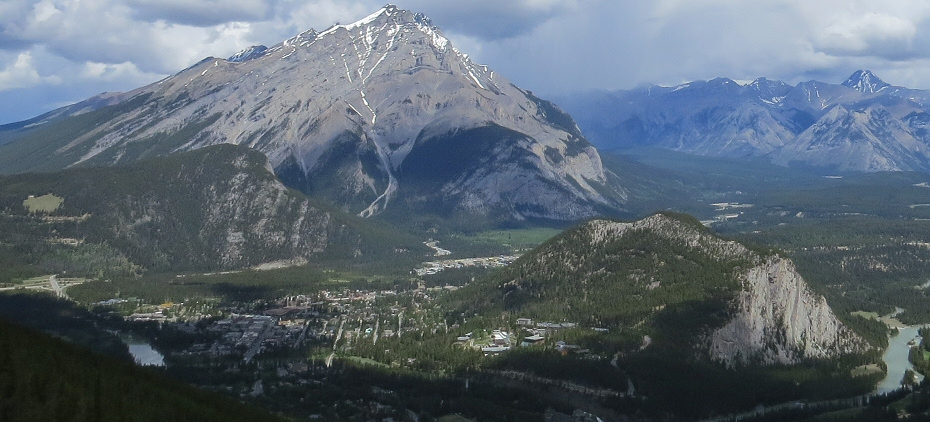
[710,257,869,366]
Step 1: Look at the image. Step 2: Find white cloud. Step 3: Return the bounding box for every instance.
[5,0,930,123]
[79,60,159,82]
[0,51,59,91]
[32,0,62,22]
[817,13,918,57]
[451,0,930,94]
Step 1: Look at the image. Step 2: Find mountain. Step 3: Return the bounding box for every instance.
[0,5,626,223]
[555,71,930,172]
[0,144,423,272]
[0,91,129,148]
[843,70,890,94]
[771,104,930,171]
[449,213,869,365]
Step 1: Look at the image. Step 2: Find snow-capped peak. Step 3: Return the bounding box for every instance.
[228,45,268,63]
[842,70,890,94]
[318,4,399,37]
[345,4,398,31]
[748,77,787,90]
[266,5,453,59]
[747,77,791,104]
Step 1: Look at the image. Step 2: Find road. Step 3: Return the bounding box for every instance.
[294,319,311,349]
[332,318,346,350]
[699,394,873,422]
[324,318,347,368]
[0,274,84,299]
[48,275,63,297]
[243,321,274,363]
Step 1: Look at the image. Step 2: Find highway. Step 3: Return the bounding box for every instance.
[243,321,274,363]
[48,275,63,297]
[0,274,70,296]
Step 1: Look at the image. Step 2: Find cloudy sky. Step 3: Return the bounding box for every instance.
[3,0,930,124]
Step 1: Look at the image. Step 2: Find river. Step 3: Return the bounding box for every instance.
[876,325,925,394]
[699,323,927,422]
[120,334,166,367]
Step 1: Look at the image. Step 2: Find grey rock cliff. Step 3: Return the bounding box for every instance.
[710,257,869,366]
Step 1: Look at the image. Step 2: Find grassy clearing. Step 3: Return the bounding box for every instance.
[807,407,867,421]
[436,415,475,422]
[464,228,562,252]
[67,266,418,305]
[345,356,390,368]
[22,194,63,213]
[851,311,880,320]
[68,268,329,304]
[21,275,53,284]
[850,363,882,377]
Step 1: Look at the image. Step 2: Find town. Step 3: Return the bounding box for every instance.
[413,255,519,276]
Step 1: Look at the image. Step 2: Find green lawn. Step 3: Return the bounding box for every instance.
[437,414,475,422]
[23,193,63,213]
[851,311,880,320]
[345,356,390,368]
[465,228,562,252]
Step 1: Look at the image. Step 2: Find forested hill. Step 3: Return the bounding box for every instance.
[447,212,869,364]
[0,144,425,274]
[449,212,753,326]
[0,318,285,422]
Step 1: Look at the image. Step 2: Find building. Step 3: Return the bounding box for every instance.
[491,330,510,346]
[522,334,545,346]
[481,346,510,356]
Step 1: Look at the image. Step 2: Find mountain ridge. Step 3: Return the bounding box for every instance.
[0,4,626,224]
[556,70,930,172]
[0,144,424,272]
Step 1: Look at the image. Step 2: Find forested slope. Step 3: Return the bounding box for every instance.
[0,319,284,422]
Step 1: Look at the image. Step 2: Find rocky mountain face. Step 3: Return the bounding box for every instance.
[0,144,420,271]
[710,256,867,366]
[454,213,868,365]
[0,5,625,223]
[556,70,930,172]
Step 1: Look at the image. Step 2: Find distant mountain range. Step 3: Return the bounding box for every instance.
[0,5,626,224]
[555,70,930,172]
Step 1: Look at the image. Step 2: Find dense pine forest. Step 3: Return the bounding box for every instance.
[0,318,285,422]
